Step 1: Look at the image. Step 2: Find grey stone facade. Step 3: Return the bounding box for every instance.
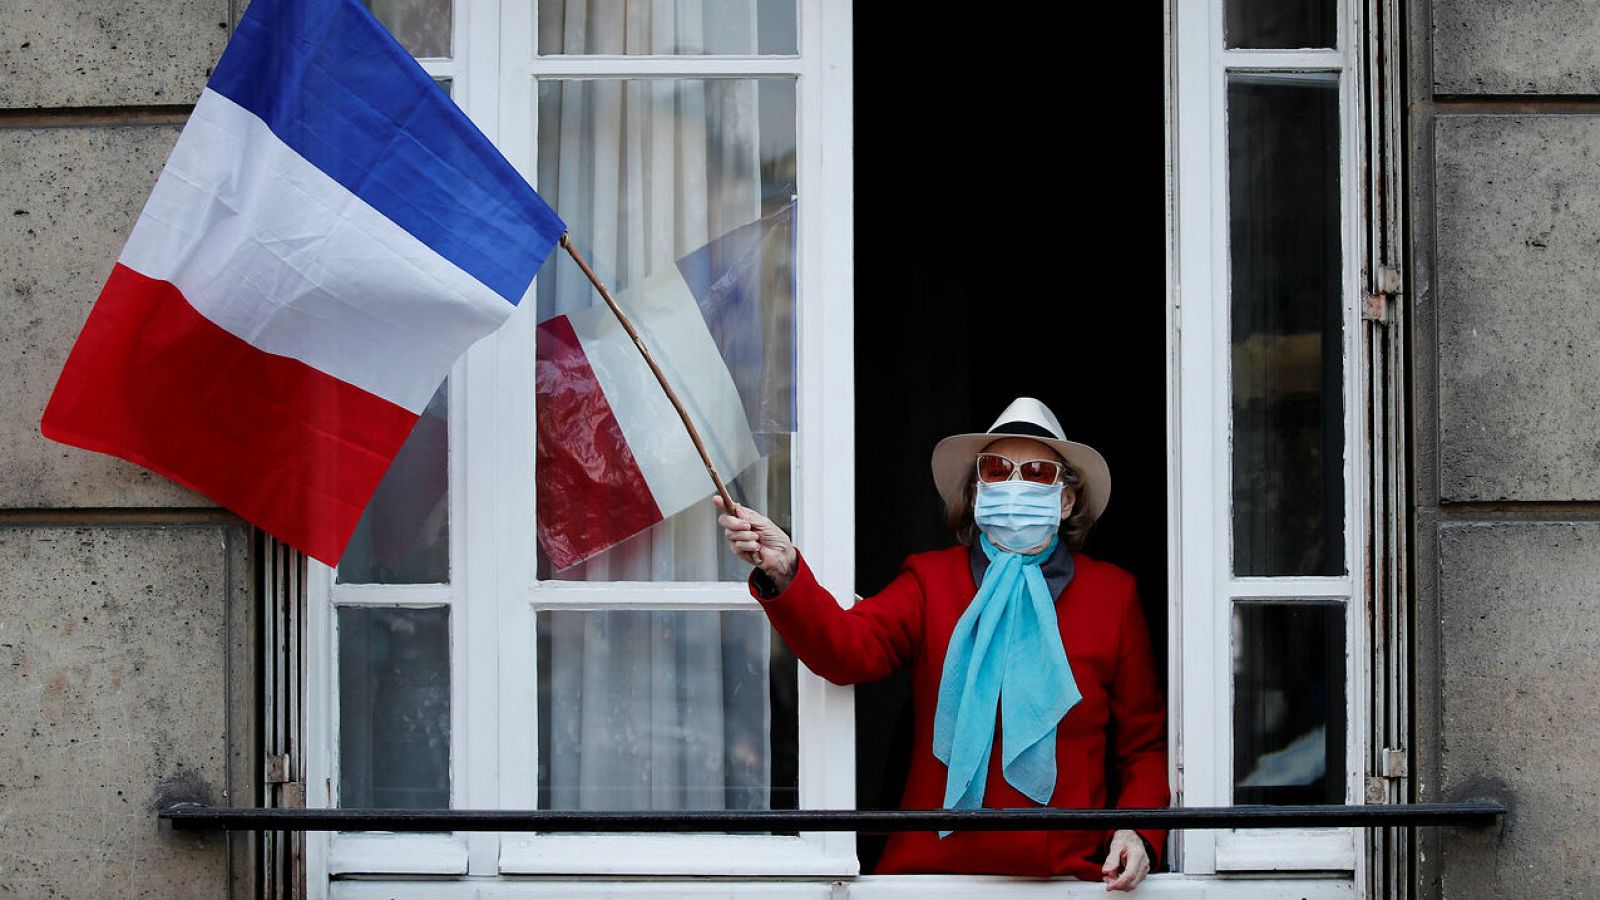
[0,3,252,898]
[1414,1,1600,897]
[6,0,1600,897]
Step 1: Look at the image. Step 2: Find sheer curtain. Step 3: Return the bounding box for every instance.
[534,0,785,811]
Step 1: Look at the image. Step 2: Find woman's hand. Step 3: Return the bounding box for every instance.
[1101,829,1151,891]
[714,495,798,592]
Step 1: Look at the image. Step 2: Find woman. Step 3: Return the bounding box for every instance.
[716,397,1169,890]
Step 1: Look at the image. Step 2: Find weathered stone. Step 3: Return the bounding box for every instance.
[0,525,241,899]
[1435,115,1600,502]
[1437,522,1600,898]
[1434,0,1600,95]
[0,125,215,508]
[0,1,230,109]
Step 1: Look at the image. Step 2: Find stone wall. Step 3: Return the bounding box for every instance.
[0,3,253,897]
[1414,2,1600,895]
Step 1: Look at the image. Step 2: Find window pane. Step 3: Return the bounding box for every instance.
[1233,601,1345,805]
[538,0,797,55]
[1228,73,1345,577]
[363,0,452,58]
[533,78,797,582]
[1225,0,1336,49]
[338,606,451,808]
[338,381,449,584]
[537,610,798,812]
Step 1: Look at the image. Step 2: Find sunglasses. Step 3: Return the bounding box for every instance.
[975,453,1079,486]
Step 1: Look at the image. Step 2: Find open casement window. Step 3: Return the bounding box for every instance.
[304,0,856,892]
[1171,0,1405,888]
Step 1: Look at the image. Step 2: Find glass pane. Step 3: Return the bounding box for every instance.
[338,381,449,584]
[1226,0,1336,49]
[533,78,797,582]
[1233,601,1345,805]
[339,606,451,808]
[363,0,452,58]
[1228,73,1345,577]
[537,610,798,812]
[538,0,796,55]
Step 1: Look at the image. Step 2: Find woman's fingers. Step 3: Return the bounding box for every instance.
[1101,842,1124,885]
[712,496,797,586]
[1101,831,1149,892]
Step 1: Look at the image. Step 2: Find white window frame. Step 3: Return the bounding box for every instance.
[305,0,858,892]
[1172,0,1369,883]
[301,0,1387,894]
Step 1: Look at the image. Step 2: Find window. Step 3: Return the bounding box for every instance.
[1172,0,1371,879]
[305,0,857,891]
[300,0,1401,895]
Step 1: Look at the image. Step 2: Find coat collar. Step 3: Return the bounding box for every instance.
[966,537,1076,600]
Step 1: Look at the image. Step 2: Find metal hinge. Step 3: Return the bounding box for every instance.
[1363,265,1404,322]
[1365,748,1409,803]
[1382,747,1409,778]
[266,754,306,808]
[265,753,291,784]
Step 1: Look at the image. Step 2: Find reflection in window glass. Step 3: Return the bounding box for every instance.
[1228,73,1345,577]
[363,0,452,58]
[1233,601,1345,805]
[339,606,451,808]
[1225,0,1336,49]
[338,381,449,585]
[538,0,797,55]
[537,610,797,812]
[533,79,797,582]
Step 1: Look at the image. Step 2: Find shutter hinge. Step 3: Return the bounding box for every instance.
[266,754,307,808]
[1382,747,1408,778]
[265,753,291,784]
[1364,266,1404,322]
[1366,748,1408,803]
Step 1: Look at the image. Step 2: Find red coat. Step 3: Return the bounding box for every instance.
[750,545,1169,880]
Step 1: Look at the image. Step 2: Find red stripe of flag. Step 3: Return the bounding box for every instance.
[535,315,662,571]
[41,264,419,564]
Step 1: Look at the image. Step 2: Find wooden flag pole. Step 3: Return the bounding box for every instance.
[558,234,738,513]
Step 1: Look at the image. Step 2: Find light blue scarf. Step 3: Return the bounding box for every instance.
[932,533,1080,835]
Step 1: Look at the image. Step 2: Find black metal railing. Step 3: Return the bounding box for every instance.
[160,802,1506,833]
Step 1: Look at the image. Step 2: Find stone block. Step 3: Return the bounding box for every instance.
[1435,115,1600,502]
[0,1,230,109]
[0,124,215,508]
[1434,1,1600,95]
[1437,522,1600,897]
[0,524,242,898]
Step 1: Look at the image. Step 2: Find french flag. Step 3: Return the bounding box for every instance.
[41,0,565,566]
[536,204,794,571]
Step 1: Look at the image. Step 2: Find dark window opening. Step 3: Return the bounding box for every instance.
[853,7,1168,873]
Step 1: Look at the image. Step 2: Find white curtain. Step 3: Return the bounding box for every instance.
[535,0,775,811]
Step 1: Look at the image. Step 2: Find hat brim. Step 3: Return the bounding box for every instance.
[930,432,1111,523]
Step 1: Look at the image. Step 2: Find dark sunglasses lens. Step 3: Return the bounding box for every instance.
[1019,461,1061,484]
[976,455,1013,483]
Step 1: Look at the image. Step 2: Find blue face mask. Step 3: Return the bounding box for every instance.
[973,479,1065,553]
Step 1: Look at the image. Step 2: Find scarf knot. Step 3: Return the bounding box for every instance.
[931,534,1080,836]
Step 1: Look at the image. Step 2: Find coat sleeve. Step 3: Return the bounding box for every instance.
[747,551,925,686]
[1107,574,1171,870]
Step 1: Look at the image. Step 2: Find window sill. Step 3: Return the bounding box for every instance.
[329,873,1357,900]
[499,833,856,877]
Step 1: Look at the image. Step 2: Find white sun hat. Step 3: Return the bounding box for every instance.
[929,396,1112,522]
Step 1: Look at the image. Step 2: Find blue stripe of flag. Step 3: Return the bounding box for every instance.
[675,202,796,434]
[208,0,564,305]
